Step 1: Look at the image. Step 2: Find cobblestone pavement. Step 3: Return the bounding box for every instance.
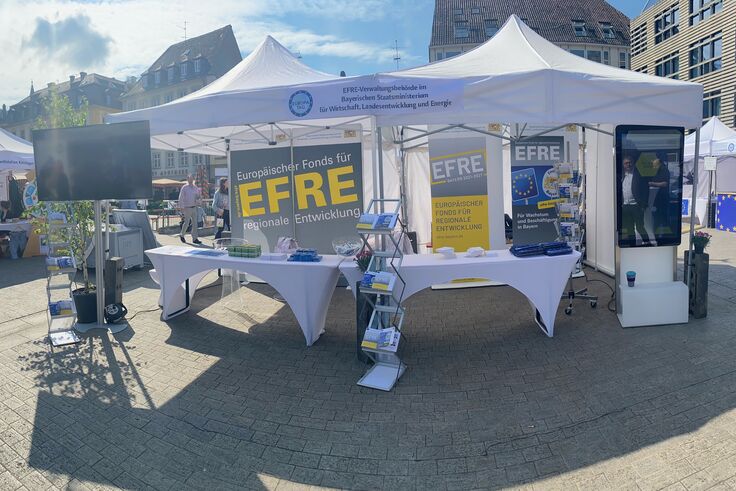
[0,230,735,490]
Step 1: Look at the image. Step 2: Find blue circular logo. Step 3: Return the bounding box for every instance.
[289,90,313,117]
[729,143,735,152]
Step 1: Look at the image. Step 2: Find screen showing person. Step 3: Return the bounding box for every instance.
[615,126,684,248]
[33,121,152,202]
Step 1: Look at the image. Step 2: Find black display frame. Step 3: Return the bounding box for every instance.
[615,125,685,248]
[33,120,152,202]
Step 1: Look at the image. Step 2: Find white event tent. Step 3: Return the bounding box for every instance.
[684,117,736,224]
[108,15,704,274]
[0,128,34,171]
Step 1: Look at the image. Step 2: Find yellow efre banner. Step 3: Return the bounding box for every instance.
[431,195,489,250]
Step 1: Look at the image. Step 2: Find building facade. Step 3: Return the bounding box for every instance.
[630,0,734,126]
[0,72,125,141]
[121,25,242,180]
[429,0,631,68]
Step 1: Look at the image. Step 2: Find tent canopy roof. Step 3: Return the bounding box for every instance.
[685,116,736,157]
[107,15,704,154]
[0,128,34,171]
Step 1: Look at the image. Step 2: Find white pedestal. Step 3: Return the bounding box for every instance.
[617,281,688,327]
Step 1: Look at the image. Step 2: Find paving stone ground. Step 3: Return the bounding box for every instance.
[0,230,735,490]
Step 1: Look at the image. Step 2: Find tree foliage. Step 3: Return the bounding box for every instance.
[32,87,88,130]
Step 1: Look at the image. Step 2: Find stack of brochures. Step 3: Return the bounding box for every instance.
[361,327,399,352]
[48,300,74,317]
[46,256,74,270]
[356,213,398,231]
[360,271,395,291]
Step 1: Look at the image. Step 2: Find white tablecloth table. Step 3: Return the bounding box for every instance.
[340,250,581,337]
[146,246,344,345]
[0,220,32,233]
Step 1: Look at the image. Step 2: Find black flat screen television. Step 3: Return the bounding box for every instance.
[615,125,684,248]
[33,121,152,201]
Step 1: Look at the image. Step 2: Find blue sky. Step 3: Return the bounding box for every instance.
[0,0,642,104]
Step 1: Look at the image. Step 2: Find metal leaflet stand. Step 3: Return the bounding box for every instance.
[74,200,128,334]
[356,198,407,391]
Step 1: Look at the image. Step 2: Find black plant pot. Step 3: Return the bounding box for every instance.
[73,288,97,324]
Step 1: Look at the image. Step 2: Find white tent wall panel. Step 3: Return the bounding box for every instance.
[716,157,736,193]
[584,125,615,276]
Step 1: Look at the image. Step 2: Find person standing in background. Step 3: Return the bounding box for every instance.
[213,178,230,240]
[178,174,202,244]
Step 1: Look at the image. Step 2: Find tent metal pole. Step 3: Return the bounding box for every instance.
[371,117,379,205]
[290,130,297,237]
[393,124,463,145]
[399,127,409,227]
[226,139,234,238]
[456,125,512,141]
[377,126,385,204]
[515,123,569,141]
[706,164,713,228]
[686,128,700,297]
[577,124,614,137]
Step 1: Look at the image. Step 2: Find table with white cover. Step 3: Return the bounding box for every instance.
[146,246,343,345]
[0,220,32,233]
[340,250,581,337]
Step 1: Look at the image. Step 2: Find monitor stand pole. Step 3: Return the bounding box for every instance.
[74,200,128,335]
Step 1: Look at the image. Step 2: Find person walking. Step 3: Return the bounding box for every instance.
[178,174,202,244]
[213,177,230,240]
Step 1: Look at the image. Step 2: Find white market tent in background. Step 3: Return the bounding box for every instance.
[684,117,736,224]
[108,15,704,274]
[0,127,34,171]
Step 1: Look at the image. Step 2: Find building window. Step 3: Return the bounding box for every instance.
[655,52,679,78]
[587,50,602,63]
[471,7,480,14]
[194,59,201,73]
[654,5,679,43]
[455,21,469,39]
[167,67,175,83]
[635,65,648,73]
[154,71,161,86]
[435,52,444,61]
[164,94,173,103]
[166,152,175,168]
[152,152,161,169]
[572,20,587,37]
[180,63,187,79]
[599,22,615,39]
[152,96,160,106]
[570,49,585,58]
[141,75,148,89]
[689,33,722,78]
[631,24,648,56]
[179,152,188,167]
[603,50,610,65]
[690,0,722,26]
[446,51,461,59]
[484,19,499,37]
[703,90,721,119]
[619,52,629,68]
[452,8,463,16]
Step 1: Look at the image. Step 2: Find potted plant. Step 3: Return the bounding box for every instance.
[27,201,98,322]
[355,248,373,272]
[692,231,711,254]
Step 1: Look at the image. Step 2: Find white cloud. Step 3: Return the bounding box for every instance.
[0,0,419,103]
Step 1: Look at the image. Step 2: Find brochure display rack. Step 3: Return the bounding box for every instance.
[356,198,407,391]
[44,208,82,347]
[555,162,597,313]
